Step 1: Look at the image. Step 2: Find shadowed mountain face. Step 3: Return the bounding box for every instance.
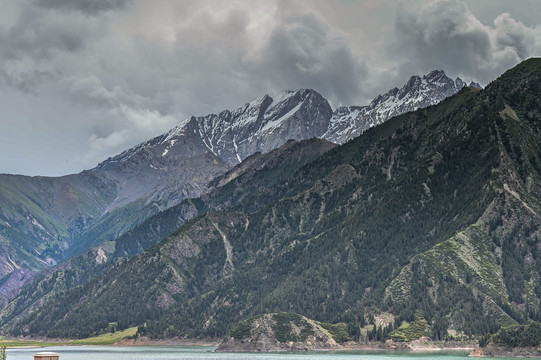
[0,138,336,327]
[2,59,539,340]
[0,138,229,305]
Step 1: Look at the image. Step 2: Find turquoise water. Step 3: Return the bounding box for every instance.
[4,346,518,360]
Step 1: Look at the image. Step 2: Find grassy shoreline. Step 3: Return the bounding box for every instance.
[0,327,138,348]
[1,330,477,352]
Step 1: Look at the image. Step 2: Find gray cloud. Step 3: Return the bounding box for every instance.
[246,10,368,107]
[493,13,539,60]
[388,0,541,84]
[0,4,95,62]
[0,68,54,94]
[0,0,540,176]
[35,0,130,15]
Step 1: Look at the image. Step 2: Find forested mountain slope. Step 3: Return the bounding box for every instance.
[2,59,539,340]
[0,138,336,331]
[0,70,469,307]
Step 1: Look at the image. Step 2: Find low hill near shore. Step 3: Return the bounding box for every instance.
[216,312,343,352]
[476,322,541,357]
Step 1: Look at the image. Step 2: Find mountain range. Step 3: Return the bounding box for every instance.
[2,58,538,342]
[0,68,474,307]
[0,59,539,343]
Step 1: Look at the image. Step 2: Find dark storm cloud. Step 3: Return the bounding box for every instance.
[0,1,108,96]
[0,4,100,98]
[0,5,88,61]
[246,11,368,107]
[389,0,541,84]
[35,0,130,15]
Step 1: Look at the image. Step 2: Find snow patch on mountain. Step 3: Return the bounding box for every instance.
[323,70,477,144]
[96,69,477,174]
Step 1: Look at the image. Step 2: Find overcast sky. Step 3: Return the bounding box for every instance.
[1,0,541,176]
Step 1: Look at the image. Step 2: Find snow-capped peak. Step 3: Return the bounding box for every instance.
[96,69,479,174]
[111,88,332,168]
[323,69,478,145]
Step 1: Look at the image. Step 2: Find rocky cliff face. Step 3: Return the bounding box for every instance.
[96,89,333,172]
[100,70,473,174]
[323,70,479,144]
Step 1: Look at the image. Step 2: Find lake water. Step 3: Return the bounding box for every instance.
[5,346,520,360]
